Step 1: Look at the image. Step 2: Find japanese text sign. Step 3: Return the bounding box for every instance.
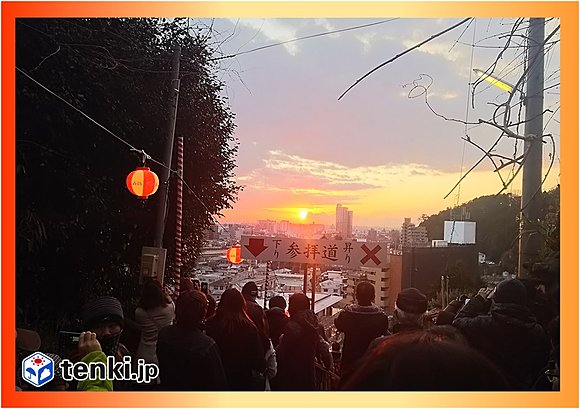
[240,236,390,268]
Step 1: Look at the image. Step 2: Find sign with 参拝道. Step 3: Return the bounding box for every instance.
[240,235,390,269]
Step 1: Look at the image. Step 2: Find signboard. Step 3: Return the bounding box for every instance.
[240,236,390,269]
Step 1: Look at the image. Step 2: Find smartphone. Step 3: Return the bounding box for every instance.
[58,331,81,357]
[201,282,208,294]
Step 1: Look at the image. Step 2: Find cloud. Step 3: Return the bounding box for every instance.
[231,18,300,55]
[238,150,445,197]
[355,31,378,53]
[314,19,340,38]
[402,38,461,62]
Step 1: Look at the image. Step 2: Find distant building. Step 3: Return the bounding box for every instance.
[278,220,289,234]
[401,217,428,248]
[444,221,476,244]
[256,219,276,234]
[203,223,220,241]
[336,204,353,239]
[343,255,403,313]
[367,228,378,242]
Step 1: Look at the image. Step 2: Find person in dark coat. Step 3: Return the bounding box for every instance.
[435,295,467,326]
[452,279,551,390]
[205,288,266,391]
[157,291,227,391]
[274,293,332,391]
[334,280,389,381]
[265,295,290,347]
[242,281,269,340]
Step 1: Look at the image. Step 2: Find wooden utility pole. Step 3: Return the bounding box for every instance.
[518,19,545,277]
[154,45,181,249]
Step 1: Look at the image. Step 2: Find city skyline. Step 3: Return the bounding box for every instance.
[201,17,560,227]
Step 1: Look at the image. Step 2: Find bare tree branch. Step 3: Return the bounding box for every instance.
[338,18,472,100]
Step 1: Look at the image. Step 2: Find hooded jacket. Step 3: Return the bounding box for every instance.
[334,304,389,376]
[453,296,550,390]
[274,309,331,390]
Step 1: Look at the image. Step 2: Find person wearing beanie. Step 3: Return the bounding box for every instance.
[367,287,428,353]
[453,279,550,390]
[156,291,227,390]
[335,281,389,383]
[78,295,132,390]
[81,296,126,357]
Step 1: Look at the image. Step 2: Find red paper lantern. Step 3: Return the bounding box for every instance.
[226,245,243,264]
[126,167,159,199]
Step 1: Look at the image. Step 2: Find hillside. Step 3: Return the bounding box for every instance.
[420,186,560,264]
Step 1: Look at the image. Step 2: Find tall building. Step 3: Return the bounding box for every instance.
[336,204,353,239]
[401,217,428,248]
[344,255,403,313]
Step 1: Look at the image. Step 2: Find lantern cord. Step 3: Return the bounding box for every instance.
[18,66,227,230]
[130,148,151,166]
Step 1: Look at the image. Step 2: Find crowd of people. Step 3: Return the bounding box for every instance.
[16,276,559,392]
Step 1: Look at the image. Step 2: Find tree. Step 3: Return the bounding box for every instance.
[16,18,240,328]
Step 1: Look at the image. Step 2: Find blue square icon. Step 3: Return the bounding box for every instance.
[22,352,54,388]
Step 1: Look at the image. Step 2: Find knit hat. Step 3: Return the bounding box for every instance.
[81,296,124,330]
[494,279,527,305]
[396,288,428,314]
[242,281,259,297]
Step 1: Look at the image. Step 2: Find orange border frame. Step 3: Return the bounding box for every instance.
[2,2,578,407]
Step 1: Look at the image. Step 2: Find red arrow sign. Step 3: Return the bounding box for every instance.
[245,238,269,257]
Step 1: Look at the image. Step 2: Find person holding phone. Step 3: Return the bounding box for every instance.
[76,331,113,391]
[452,278,550,390]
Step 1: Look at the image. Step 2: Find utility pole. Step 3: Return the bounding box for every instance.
[154,45,181,249]
[518,19,545,277]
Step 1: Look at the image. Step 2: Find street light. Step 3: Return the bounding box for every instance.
[473,68,515,93]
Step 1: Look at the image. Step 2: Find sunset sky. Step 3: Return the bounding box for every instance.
[204,17,560,228]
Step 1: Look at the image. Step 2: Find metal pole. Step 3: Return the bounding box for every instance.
[440,275,446,308]
[518,18,545,277]
[154,45,181,248]
[311,265,316,311]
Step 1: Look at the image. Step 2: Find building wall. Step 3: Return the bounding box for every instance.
[336,204,353,239]
[401,217,428,247]
[401,246,479,295]
[343,255,403,313]
[388,254,403,313]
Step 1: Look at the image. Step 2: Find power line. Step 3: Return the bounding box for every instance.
[210,18,400,61]
[16,66,227,230]
[338,18,472,100]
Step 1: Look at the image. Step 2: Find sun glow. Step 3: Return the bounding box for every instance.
[299,209,308,220]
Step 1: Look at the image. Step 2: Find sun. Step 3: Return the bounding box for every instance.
[299,210,308,220]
